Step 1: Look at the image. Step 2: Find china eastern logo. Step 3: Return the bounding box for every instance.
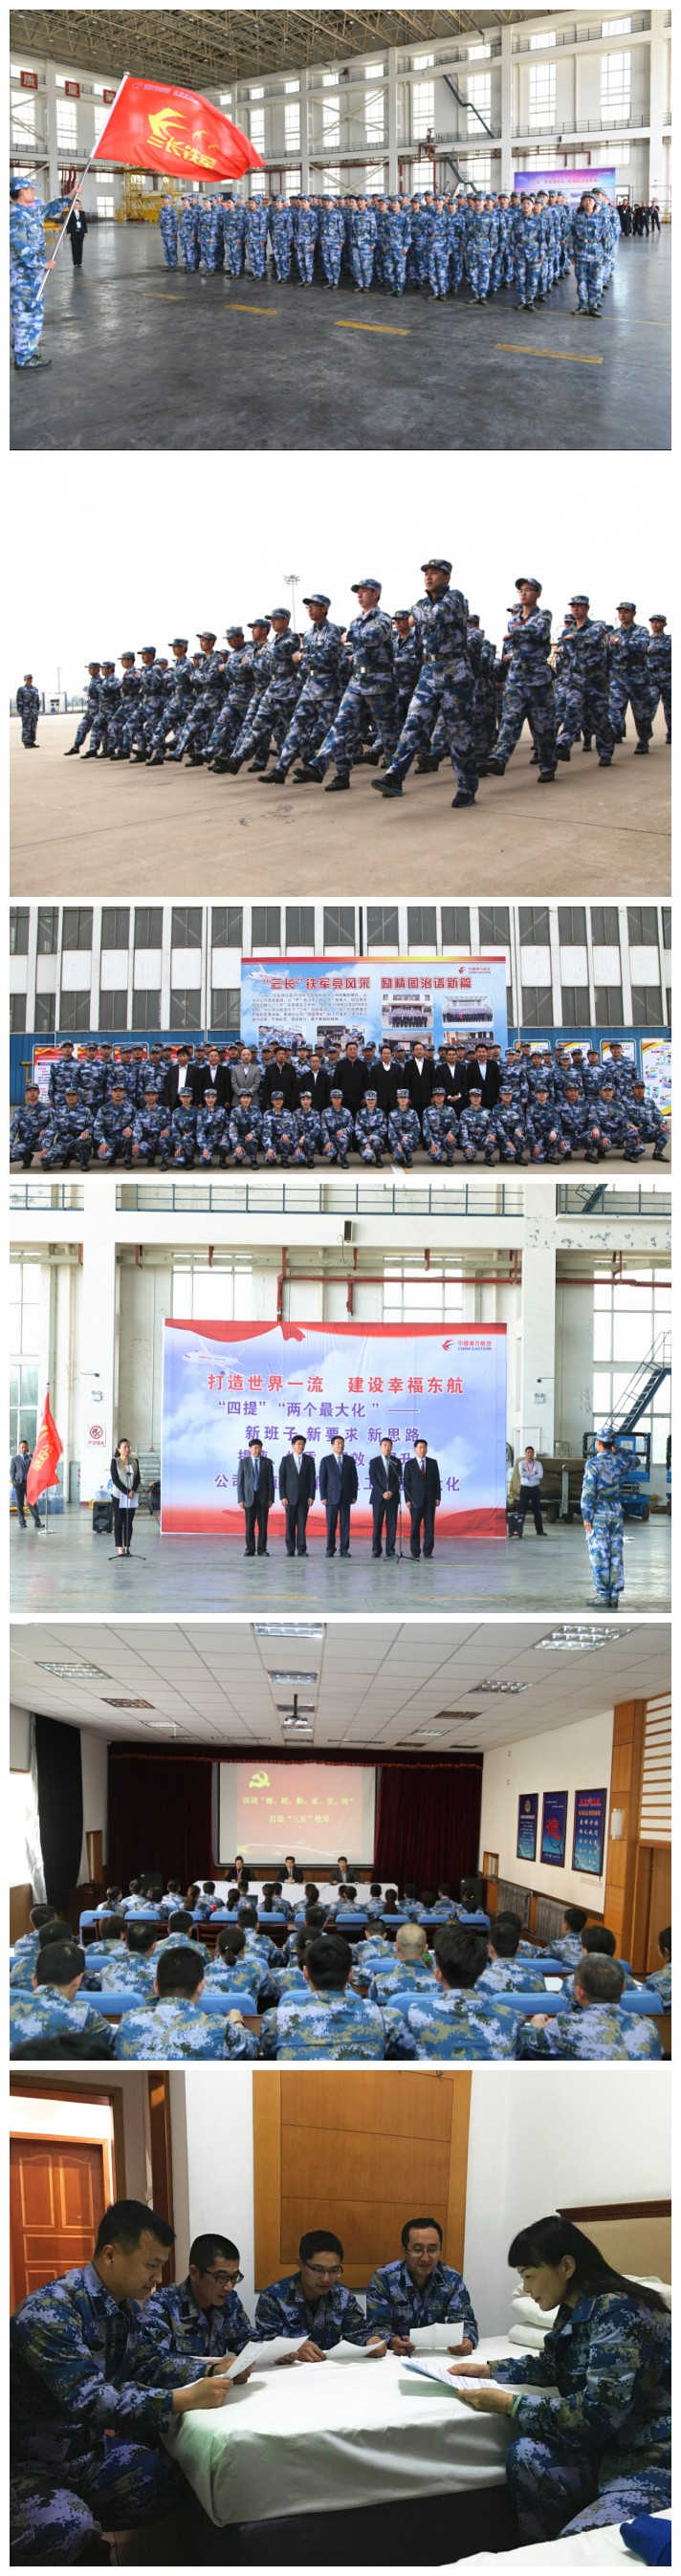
[147,105,219,167]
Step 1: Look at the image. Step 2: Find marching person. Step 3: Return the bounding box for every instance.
[110,1436,141,1558]
[319,1432,358,1559]
[236,1432,275,1558]
[278,1432,316,1557]
[369,1435,403,1560]
[404,1436,441,1560]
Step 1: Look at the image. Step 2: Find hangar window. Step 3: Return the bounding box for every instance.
[593,1269,670,1466]
[210,989,241,1031]
[36,906,58,954]
[99,990,128,1030]
[407,907,437,948]
[626,906,659,945]
[132,989,161,1029]
[252,906,281,950]
[171,906,202,949]
[34,993,56,1036]
[286,907,315,950]
[62,907,93,951]
[11,909,30,956]
[56,100,77,152]
[134,907,163,948]
[10,994,27,1035]
[10,1258,42,1454]
[560,985,589,1027]
[601,51,631,120]
[211,907,243,948]
[58,988,90,1031]
[323,906,356,950]
[412,54,434,142]
[467,75,492,130]
[170,989,202,1029]
[519,906,551,945]
[528,65,556,131]
[558,907,587,943]
[590,906,620,945]
[594,985,624,1024]
[366,906,400,950]
[441,907,471,945]
[101,907,130,949]
[519,985,553,1027]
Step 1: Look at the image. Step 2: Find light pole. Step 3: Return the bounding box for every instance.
[283,571,299,633]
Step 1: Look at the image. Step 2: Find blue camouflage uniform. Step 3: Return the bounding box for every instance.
[365,2257,478,2347]
[173,648,226,759]
[581,1440,626,1604]
[349,205,377,291]
[255,2273,374,2347]
[493,2289,670,2541]
[516,2002,662,2061]
[222,199,246,275]
[512,203,541,308]
[492,201,514,290]
[422,1100,459,1164]
[408,200,433,285]
[387,1987,521,2058]
[39,1099,93,1169]
[245,199,269,278]
[315,605,398,779]
[16,683,40,745]
[382,581,477,799]
[319,201,345,286]
[130,1100,173,1165]
[258,1989,387,2059]
[484,1097,527,1164]
[135,2275,253,2376]
[493,603,557,779]
[354,1101,387,1165]
[393,625,423,725]
[387,1102,421,1167]
[110,661,143,753]
[384,205,411,293]
[229,1101,262,1166]
[11,192,70,365]
[647,627,671,736]
[178,201,200,270]
[93,1101,135,1166]
[467,203,497,300]
[168,1100,197,1168]
[558,617,613,764]
[569,203,609,312]
[11,2260,193,2563]
[293,1106,321,1165]
[274,618,344,775]
[477,1954,539,1993]
[195,1102,231,1165]
[128,656,166,756]
[10,1986,114,2056]
[207,644,253,762]
[11,1101,49,1166]
[158,200,178,268]
[148,650,196,757]
[88,668,121,754]
[625,1094,668,1161]
[113,1997,257,2059]
[268,200,294,280]
[450,204,467,290]
[526,1097,568,1163]
[645,1961,670,2006]
[366,1958,436,2005]
[428,206,452,298]
[209,1952,262,1997]
[71,670,101,751]
[320,1101,354,1165]
[459,1102,492,1162]
[261,1103,298,1164]
[198,198,220,273]
[608,620,654,747]
[233,628,300,766]
[295,202,318,283]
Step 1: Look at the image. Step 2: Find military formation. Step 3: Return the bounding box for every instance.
[10,1891,667,2063]
[158,184,620,318]
[11,1037,669,1171]
[55,571,670,806]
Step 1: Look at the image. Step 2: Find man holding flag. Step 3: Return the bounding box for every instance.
[10,175,80,371]
[24,1391,63,1528]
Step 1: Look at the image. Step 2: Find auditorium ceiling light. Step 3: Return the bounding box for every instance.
[431,1710,480,1722]
[255,1623,324,1639]
[534,1626,634,1651]
[268,1670,319,1685]
[471,1679,533,1695]
[276,1702,316,1714]
[35,1660,108,1679]
[101,1696,154,1709]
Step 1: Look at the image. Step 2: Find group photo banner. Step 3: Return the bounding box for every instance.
[514,165,616,205]
[239,955,509,1053]
[160,1319,508,1538]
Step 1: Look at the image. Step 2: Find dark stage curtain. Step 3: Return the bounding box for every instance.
[374,1757,482,1890]
[108,1751,215,1889]
[34,1714,84,1909]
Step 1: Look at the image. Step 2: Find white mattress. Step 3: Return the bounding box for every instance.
[450,2510,670,2569]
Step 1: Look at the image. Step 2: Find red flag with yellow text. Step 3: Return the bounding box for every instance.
[93,74,264,184]
[27,1391,63,1506]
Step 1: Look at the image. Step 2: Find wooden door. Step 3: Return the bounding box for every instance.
[10,2133,113,2307]
[253,2070,471,2291]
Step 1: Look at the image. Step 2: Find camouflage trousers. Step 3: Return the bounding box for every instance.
[72,709,96,749]
[11,275,45,365]
[608,673,653,746]
[428,247,450,297]
[648,679,671,733]
[494,671,556,775]
[207,688,253,760]
[387,661,478,796]
[558,678,613,761]
[506,2435,670,2543]
[11,2442,185,2564]
[174,693,225,756]
[20,714,38,745]
[585,1498,625,1603]
[466,244,493,298]
[234,679,300,761]
[277,680,341,775]
[318,673,399,774]
[573,251,605,309]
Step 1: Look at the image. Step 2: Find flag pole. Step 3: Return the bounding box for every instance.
[40,72,130,294]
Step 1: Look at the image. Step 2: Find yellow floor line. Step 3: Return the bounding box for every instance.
[494,340,604,366]
[334,317,409,338]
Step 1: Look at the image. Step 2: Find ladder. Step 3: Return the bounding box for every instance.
[610,1331,671,1434]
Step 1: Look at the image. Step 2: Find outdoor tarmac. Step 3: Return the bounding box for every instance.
[11,710,670,898]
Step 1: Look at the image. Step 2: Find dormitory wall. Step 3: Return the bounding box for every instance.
[477,1707,615,1908]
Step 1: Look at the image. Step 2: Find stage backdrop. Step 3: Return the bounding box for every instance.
[514,165,616,204]
[240,955,508,1052]
[160,1320,507,1538]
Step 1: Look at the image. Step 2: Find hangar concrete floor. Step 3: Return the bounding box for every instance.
[11,709,670,898]
[11,225,670,453]
[10,1507,670,1616]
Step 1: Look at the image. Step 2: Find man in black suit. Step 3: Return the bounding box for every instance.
[338,1042,368,1120]
[404,1436,442,1560]
[278,1434,316,1556]
[330,1854,352,1885]
[281,1854,303,1885]
[406,1044,433,1119]
[369,1436,402,1560]
[374,1045,399,1116]
[299,1052,330,1113]
[465,1043,500,1108]
[236,1433,275,1557]
[187,1044,231,1107]
[263,1048,297,1109]
[162,1045,194,1109]
[67,203,88,266]
[319,1433,359,1559]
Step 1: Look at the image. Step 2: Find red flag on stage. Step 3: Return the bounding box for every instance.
[27,1391,63,1506]
[93,75,265,183]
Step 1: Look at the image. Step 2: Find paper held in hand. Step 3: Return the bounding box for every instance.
[234,2336,309,2370]
[324,2338,386,2362]
[410,2321,465,2352]
[404,2359,491,2394]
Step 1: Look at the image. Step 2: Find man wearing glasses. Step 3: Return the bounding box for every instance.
[135,2235,253,2375]
[255,2231,386,2361]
